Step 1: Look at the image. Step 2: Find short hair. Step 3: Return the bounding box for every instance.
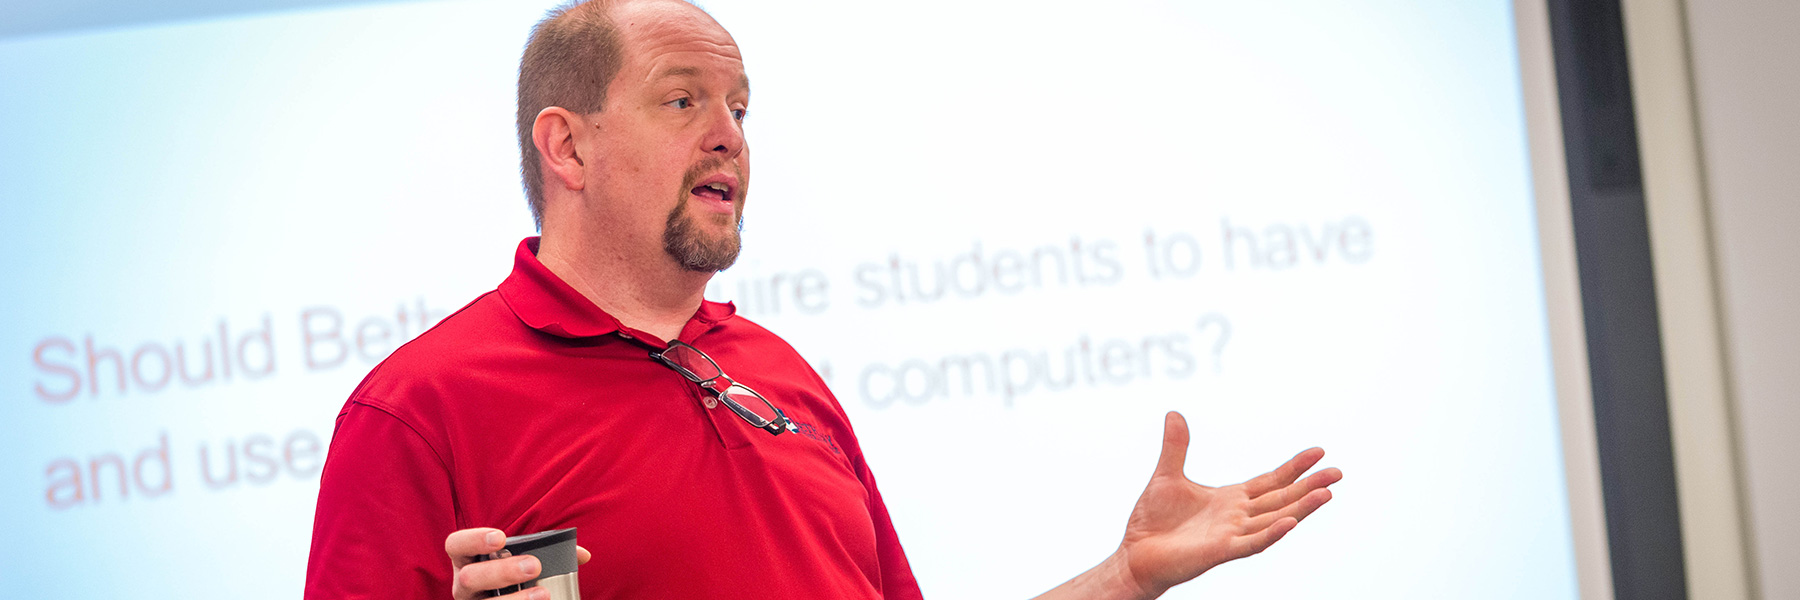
[516,0,623,230]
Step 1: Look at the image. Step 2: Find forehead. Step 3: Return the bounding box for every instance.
[610,0,746,85]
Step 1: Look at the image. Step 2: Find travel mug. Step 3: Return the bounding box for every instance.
[474,528,580,599]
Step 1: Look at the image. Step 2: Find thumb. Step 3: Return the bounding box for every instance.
[1153,411,1190,479]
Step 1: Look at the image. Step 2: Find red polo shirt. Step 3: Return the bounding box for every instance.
[304,237,921,599]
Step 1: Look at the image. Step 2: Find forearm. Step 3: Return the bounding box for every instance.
[1031,549,1159,600]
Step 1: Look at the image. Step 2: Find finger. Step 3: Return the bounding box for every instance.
[577,545,592,565]
[1231,516,1298,559]
[493,588,551,600]
[1248,467,1342,516]
[456,555,542,595]
[1151,411,1190,479]
[1241,447,1324,497]
[1245,488,1332,533]
[447,528,508,569]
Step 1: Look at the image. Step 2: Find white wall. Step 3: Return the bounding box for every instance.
[1682,1,1800,598]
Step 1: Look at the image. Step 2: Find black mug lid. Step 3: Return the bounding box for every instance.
[504,527,577,555]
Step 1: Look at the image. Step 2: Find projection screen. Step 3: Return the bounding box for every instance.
[0,0,1605,597]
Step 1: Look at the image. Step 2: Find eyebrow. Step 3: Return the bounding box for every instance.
[654,66,751,93]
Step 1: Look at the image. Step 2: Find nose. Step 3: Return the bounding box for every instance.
[700,104,745,159]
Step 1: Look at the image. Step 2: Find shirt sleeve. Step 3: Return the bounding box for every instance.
[305,399,457,600]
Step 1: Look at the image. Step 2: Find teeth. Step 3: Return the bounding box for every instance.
[705,182,729,192]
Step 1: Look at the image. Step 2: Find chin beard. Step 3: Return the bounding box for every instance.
[662,203,743,273]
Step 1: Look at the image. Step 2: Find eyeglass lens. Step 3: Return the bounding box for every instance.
[721,384,781,424]
[659,344,721,383]
[655,342,789,435]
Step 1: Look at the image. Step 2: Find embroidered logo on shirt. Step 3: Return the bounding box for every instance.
[786,418,843,455]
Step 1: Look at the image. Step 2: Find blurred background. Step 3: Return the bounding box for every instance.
[0,0,1792,598]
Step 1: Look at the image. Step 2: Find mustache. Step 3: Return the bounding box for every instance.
[680,158,743,192]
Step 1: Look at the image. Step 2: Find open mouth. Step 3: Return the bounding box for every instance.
[690,181,733,204]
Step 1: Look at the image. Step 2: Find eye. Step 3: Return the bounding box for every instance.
[667,97,692,109]
[732,108,748,122]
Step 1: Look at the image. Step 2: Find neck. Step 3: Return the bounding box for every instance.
[536,229,713,344]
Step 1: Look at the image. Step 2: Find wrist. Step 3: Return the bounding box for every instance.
[1099,547,1163,600]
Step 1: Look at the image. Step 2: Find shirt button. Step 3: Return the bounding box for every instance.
[617,331,633,340]
[703,396,718,409]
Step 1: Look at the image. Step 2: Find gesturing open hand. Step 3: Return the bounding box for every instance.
[1116,412,1341,597]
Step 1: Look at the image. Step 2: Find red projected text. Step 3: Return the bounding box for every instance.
[29,298,446,403]
[32,317,274,402]
[43,428,326,510]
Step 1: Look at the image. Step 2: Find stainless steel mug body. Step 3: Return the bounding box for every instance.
[530,571,580,599]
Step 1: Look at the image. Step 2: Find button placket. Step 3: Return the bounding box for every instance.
[666,364,752,450]
[705,386,756,450]
[666,374,738,449]
[653,332,756,449]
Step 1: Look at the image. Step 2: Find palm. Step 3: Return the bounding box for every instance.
[1118,413,1340,596]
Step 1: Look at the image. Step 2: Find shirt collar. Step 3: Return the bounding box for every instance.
[497,237,736,340]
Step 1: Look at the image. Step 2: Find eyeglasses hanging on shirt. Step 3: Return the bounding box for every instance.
[651,340,796,436]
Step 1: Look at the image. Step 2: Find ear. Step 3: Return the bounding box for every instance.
[533,107,588,192]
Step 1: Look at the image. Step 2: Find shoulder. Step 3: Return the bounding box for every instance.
[709,314,820,378]
[712,313,812,359]
[340,290,531,418]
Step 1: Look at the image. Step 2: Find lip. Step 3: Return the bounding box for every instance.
[689,172,741,214]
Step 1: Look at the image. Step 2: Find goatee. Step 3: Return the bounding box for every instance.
[663,161,744,272]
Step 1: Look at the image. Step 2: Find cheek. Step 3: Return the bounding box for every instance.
[595,149,660,192]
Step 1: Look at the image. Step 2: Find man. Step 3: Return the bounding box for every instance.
[304,0,1341,598]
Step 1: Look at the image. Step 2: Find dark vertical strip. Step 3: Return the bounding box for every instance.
[1545,1,1688,598]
